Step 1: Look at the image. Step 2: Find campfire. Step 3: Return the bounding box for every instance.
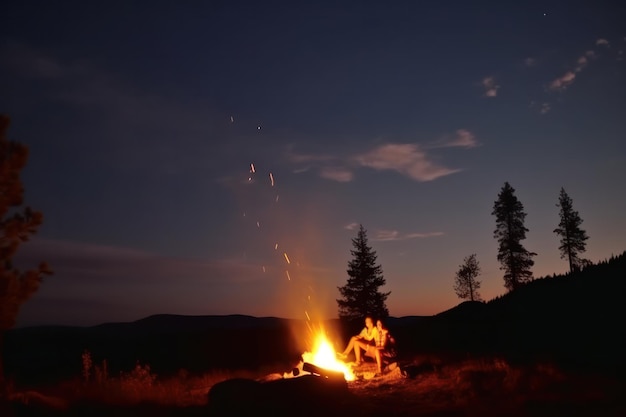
[286,331,355,382]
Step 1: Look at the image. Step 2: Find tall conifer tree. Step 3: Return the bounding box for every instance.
[554,187,589,272]
[337,225,389,323]
[492,182,535,291]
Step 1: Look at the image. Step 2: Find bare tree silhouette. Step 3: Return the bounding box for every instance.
[454,254,482,301]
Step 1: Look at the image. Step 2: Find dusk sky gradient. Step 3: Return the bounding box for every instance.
[2,1,625,326]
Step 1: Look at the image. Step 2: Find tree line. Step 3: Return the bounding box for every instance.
[337,182,590,322]
[454,182,589,301]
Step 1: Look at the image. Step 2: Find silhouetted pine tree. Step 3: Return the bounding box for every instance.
[0,115,52,388]
[554,187,589,273]
[337,224,389,324]
[492,182,536,291]
[453,254,482,301]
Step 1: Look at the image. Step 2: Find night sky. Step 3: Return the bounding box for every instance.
[2,1,625,326]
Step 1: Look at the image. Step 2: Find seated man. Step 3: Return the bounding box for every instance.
[338,316,378,365]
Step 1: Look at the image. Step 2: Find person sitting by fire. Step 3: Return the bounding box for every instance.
[369,319,397,375]
[337,316,378,366]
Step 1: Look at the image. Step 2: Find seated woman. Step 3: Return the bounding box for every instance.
[366,319,396,375]
[338,316,378,365]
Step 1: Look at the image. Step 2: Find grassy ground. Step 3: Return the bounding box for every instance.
[2,354,624,416]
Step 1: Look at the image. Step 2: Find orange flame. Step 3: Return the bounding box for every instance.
[302,332,355,381]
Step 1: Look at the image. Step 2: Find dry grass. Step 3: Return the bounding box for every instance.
[348,356,624,416]
[4,353,624,416]
[6,350,280,411]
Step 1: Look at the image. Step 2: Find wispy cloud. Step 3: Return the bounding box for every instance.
[549,71,576,91]
[14,238,291,325]
[544,38,615,97]
[319,166,353,182]
[344,222,359,231]
[574,55,588,72]
[0,41,226,177]
[431,129,480,149]
[436,129,480,149]
[524,57,536,67]
[1,41,75,79]
[286,146,347,179]
[372,230,444,242]
[355,143,461,182]
[15,238,262,285]
[286,130,478,183]
[481,76,500,97]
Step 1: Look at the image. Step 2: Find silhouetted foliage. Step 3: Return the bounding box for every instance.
[483,253,625,372]
[453,254,482,301]
[0,115,52,387]
[554,187,589,273]
[492,182,536,291]
[390,252,625,373]
[337,225,389,325]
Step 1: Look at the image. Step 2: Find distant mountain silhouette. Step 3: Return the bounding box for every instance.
[5,252,624,385]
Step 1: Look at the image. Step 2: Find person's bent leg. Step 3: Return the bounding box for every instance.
[375,349,383,373]
[341,336,358,356]
[354,340,368,363]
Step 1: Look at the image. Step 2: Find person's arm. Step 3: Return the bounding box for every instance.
[357,327,367,339]
[379,330,388,348]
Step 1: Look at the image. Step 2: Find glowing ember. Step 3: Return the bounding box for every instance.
[302,332,355,381]
[269,172,275,186]
[283,252,291,264]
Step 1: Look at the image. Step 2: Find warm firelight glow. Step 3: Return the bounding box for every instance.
[302,332,355,381]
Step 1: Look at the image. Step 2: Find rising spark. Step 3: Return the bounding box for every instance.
[305,311,310,321]
[274,243,279,250]
[262,266,266,273]
[276,195,279,202]
[269,172,275,186]
[256,221,260,228]
[286,270,291,281]
[250,163,256,173]
[283,252,291,264]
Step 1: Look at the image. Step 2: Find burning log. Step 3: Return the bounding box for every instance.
[302,362,345,382]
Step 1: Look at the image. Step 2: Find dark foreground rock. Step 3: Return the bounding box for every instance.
[207,374,353,416]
